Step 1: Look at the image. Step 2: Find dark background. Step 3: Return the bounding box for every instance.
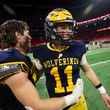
[0,0,110,21]
[0,0,110,42]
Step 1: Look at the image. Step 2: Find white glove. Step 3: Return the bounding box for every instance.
[35,61,43,70]
[32,60,43,70]
[64,78,83,107]
[25,106,34,110]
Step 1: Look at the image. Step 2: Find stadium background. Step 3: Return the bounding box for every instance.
[0,0,110,109]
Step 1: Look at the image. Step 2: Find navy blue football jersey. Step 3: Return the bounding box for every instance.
[0,48,37,109]
[32,41,86,97]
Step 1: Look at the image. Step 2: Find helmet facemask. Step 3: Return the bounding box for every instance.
[44,8,76,45]
[54,22,76,44]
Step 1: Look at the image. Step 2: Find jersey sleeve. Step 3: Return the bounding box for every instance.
[80,54,87,65]
[81,41,87,54]
[0,62,29,81]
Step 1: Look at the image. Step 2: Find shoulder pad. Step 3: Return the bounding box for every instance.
[31,43,47,52]
[0,62,28,81]
[74,40,85,45]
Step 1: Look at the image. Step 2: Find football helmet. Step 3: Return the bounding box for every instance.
[44,8,76,45]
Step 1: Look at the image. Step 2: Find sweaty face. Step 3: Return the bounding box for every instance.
[19,29,32,50]
[55,23,73,41]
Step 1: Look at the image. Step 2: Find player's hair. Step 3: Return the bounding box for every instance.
[0,19,29,49]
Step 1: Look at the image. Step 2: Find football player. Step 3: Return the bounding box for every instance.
[0,19,83,110]
[32,8,110,110]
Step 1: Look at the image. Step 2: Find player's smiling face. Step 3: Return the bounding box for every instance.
[56,23,73,40]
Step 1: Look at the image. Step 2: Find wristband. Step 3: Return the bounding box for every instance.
[95,83,102,89]
[97,86,106,94]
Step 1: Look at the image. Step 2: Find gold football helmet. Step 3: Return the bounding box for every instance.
[46,8,73,23]
[44,8,76,45]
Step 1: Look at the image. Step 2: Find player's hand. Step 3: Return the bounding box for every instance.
[97,84,110,108]
[32,60,43,70]
[64,78,83,107]
[101,93,110,108]
[72,78,83,102]
[25,106,34,110]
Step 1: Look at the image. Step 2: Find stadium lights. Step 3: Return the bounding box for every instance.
[77,13,110,25]
[97,27,110,32]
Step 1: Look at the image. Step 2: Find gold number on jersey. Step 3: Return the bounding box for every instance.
[50,66,74,93]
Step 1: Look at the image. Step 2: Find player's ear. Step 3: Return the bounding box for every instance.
[15,31,21,40]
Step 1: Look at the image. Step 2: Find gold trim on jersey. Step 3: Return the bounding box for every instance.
[15,48,27,55]
[47,43,70,52]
